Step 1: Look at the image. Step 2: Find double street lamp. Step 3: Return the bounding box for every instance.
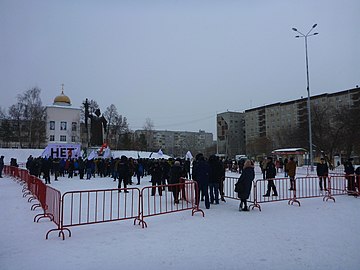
[292,24,318,171]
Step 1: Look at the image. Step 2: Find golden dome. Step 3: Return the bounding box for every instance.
[54,90,71,106]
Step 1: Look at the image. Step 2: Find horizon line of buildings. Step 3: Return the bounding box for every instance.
[1,86,359,159]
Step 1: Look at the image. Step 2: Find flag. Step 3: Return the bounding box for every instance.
[41,145,50,158]
[103,147,111,159]
[185,150,193,160]
[88,150,97,160]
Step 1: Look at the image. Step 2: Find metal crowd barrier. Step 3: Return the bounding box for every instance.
[3,166,204,240]
[138,179,204,228]
[46,187,142,240]
[5,164,358,240]
[223,176,256,204]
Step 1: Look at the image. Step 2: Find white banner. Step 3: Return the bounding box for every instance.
[41,143,81,159]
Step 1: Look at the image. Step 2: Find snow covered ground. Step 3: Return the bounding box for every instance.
[1,166,359,270]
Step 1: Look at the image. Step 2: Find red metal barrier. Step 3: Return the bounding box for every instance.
[253,177,299,207]
[35,184,61,225]
[223,176,256,204]
[138,180,204,228]
[251,175,352,210]
[328,174,359,197]
[329,165,345,175]
[4,165,10,175]
[46,187,142,240]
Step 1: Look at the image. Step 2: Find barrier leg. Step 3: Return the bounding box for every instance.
[192,206,205,217]
[249,202,261,211]
[34,212,54,222]
[288,182,300,206]
[46,227,71,240]
[133,214,147,228]
[249,182,261,211]
[323,177,335,202]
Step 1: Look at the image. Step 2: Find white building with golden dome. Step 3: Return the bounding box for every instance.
[46,86,81,144]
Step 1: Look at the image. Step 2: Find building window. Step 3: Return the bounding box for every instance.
[50,121,55,130]
[72,122,77,131]
[50,135,55,141]
[71,136,76,142]
[60,121,67,130]
[60,135,66,142]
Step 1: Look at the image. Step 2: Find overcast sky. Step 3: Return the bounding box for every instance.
[1,0,359,136]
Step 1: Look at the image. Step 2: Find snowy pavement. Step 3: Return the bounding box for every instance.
[0,171,359,270]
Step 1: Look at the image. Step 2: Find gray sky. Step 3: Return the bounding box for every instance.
[1,0,359,136]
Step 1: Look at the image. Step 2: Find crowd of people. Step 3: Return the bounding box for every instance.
[1,153,359,212]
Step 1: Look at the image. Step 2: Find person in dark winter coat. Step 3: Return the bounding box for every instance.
[192,153,210,209]
[355,166,360,194]
[150,161,163,196]
[0,155,4,178]
[169,160,185,204]
[42,157,51,184]
[263,157,278,197]
[208,155,222,204]
[118,155,130,193]
[78,157,85,179]
[344,158,355,195]
[235,160,255,211]
[316,158,329,191]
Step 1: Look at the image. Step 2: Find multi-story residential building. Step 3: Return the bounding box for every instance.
[245,86,360,153]
[216,111,246,159]
[134,129,214,157]
[217,87,360,158]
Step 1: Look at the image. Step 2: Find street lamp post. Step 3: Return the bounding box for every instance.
[292,24,318,172]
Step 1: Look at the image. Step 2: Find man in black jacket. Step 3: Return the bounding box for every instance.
[192,153,210,209]
[316,158,329,191]
[263,157,278,197]
[0,156,4,178]
[344,158,355,195]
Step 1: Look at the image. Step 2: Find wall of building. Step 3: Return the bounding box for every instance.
[216,111,246,159]
[46,105,81,144]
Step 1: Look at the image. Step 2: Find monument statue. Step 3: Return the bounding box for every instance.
[88,108,107,146]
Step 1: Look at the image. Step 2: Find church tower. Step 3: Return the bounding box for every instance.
[46,84,81,144]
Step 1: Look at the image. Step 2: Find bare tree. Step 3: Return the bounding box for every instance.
[19,87,47,148]
[8,102,25,147]
[103,104,118,141]
[109,115,130,149]
[7,87,46,148]
[0,107,5,119]
[0,108,13,147]
[143,118,154,151]
[333,105,360,158]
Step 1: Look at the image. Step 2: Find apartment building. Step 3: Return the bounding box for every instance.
[245,87,360,150]
[134,129,214,157]
[216,111,246,159]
